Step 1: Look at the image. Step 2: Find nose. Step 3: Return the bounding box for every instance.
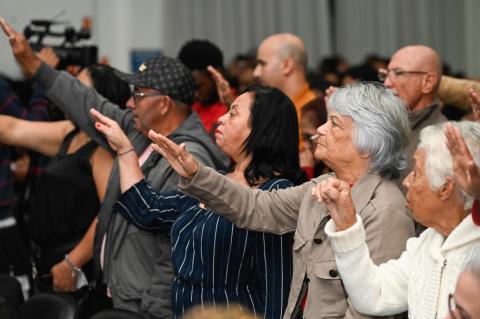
[217,113,226,125]
[126,96,135,110]
[402,171,412,189]
[317,122,327,136]
[384,76,394,88]
[253,65,261,79]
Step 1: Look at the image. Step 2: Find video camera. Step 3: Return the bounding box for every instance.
[24,19,98,69]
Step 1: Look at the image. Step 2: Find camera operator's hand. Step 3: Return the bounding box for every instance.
[0,18,41,78]
[38,47,59,69]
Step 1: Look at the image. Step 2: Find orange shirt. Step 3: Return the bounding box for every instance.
[292,84,317,150]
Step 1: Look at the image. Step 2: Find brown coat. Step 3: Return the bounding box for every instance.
[179,166,415,319]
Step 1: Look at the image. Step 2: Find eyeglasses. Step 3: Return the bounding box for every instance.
[448,293,471,319]
[132,90,164,104]
[377,68,428,82]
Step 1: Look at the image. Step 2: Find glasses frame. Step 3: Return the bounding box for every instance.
[377,68,428,82]
[132,90,165,104]
[448,293,471,319]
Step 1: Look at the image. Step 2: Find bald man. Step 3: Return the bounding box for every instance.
[254,33,317,150]
[379,45,447,179]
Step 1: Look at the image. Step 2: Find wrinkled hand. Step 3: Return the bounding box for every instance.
[207,65,234,106]
[324,86,338,108]
[468,88,480,121]
[0,18,41,78]
[311,177,356,231]
[444,122,480,199]
[148,130,199,179]
[37,47,59,69]
[90,108,133,154]
[51,261,76,292]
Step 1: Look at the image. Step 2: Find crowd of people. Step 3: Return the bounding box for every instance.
[0,14,479,319]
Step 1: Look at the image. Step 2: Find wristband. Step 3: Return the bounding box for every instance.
[118,147,135,156]
[64,254,82,278]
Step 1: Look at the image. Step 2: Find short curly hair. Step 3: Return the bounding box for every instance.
[177,39,224,71]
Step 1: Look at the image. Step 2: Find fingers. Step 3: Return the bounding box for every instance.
[90,108,114,127]
[311,177,346,203]
[37,47,60,68]
[0,18,15,38]
[207,65,224,83]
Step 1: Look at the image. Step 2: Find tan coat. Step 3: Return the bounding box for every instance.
[179,166,415,319]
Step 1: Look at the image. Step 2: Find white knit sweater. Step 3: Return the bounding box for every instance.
[325,215,480,319]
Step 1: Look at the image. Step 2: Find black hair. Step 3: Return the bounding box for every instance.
[87,64,131,109]
[242,85,304,186]
[177,39,224,71]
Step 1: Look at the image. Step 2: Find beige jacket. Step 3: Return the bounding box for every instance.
[179,166,415,319]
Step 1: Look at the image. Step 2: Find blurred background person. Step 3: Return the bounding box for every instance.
[178,39,229,138]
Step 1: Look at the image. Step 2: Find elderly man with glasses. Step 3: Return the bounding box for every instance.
[378,45,447,185]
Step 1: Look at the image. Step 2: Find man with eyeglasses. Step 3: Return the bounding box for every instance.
[0,18,229,318]
[378,45,447,186]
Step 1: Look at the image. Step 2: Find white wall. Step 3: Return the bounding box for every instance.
[0,0,478,80]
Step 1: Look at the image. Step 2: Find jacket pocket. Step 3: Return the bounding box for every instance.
[312,260,348,318]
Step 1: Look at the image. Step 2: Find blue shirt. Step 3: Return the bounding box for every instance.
[115,178,294,318]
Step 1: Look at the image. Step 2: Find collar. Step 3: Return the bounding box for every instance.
[409,100,441,130]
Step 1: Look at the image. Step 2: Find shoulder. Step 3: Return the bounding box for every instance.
[372,177,406,208]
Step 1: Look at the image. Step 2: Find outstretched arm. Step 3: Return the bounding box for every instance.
[0,116,74,157]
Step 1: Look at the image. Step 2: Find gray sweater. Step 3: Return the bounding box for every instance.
[34,63,229,318]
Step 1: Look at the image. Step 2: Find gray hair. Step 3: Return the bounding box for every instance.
[328,82,411,179]
[418,121,480,210]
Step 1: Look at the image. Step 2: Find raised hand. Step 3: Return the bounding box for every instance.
[468,88,480,121]
[207,65,234,106]
[90,108,133,154]
[0,18,41,78]
[148,129,199,179]
[444,122,480,199]
[311,177,356,231]
[37,47,60,69]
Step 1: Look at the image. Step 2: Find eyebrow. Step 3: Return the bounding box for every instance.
[229,104,239,111]
[329,115,343,126]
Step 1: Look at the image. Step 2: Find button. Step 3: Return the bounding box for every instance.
[313,238,323,244]
[329,269,338,277]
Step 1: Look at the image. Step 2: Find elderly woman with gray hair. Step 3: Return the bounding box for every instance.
[313,121,480,319]
[147,82,415,319]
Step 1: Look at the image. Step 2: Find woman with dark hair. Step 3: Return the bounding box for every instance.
[91,85,302,318]
[0,63,131,293]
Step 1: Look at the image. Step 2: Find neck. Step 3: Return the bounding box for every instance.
[282,72,308,100]
[333,160,369,185]
[435,206,470,237]
[150,113,188,137]
[226,153,252,186]
[410,95,436,112]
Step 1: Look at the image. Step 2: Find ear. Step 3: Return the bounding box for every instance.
[422,72,438,94]
[438,176,455,201]
[158,96,172,115]
[282,57,294,76]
